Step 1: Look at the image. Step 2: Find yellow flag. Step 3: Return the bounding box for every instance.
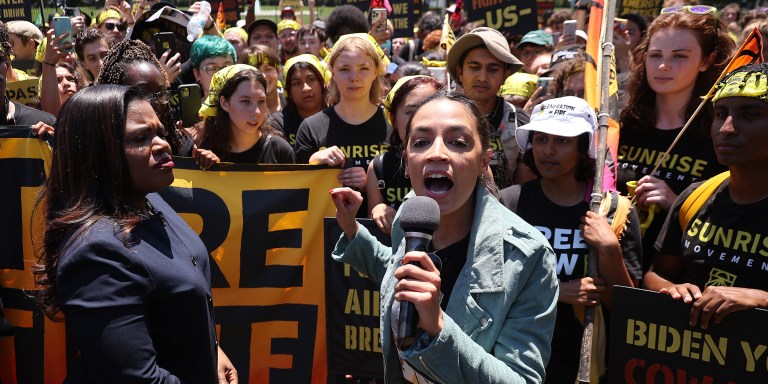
[440,14,455,53]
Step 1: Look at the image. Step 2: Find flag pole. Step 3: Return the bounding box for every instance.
[578,0,617,382]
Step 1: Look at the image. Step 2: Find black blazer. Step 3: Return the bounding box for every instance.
[57,193,218,383]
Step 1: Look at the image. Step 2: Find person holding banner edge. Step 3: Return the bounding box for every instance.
[330,90,558,383]
[646,62,768,329]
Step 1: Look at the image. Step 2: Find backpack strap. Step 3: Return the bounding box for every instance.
[373,154,386,190]
[678,171,730,230]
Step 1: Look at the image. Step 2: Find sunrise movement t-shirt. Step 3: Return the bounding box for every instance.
[293,106,390,167]
[617,127,726,271]
[656,181,768,291]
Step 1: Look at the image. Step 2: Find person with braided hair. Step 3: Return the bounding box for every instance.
[96,39,193,156]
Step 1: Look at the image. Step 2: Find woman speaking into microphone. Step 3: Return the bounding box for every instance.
[330,91,558,383]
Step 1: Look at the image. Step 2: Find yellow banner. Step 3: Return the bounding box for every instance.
[5,78,39,107]
[0,130,341,383]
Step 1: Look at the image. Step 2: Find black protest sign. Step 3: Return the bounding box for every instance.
[324,218,388,378]
[609,286,768,383]
[619,0,662,20]
[390,0,423,39]
[346,0,370,13]
[465,0,537,35]
[0,0,32,22]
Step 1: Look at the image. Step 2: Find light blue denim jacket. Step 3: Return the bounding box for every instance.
[332,184,559,383]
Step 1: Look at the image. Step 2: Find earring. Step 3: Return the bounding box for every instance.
[404,173,409,179]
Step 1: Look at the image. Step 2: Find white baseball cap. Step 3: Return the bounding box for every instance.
[515,96,597,157]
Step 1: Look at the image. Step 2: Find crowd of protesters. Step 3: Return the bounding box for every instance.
[1,0,767,382]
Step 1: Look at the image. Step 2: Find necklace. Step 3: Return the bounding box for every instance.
[485,97,502,123]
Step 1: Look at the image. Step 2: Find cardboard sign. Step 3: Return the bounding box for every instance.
[324,218,388,378]
[5,78,39,107]
[609,286,768,383]
[465,0,538,36]
[0,0,32,22]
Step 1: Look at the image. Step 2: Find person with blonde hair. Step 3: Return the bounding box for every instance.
[294,33,391,216]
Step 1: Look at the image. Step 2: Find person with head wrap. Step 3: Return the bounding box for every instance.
[278,19,301,63]
[294,33,392,217]
[239,44,283,113]
[223,27,248,59]
[191,64,294,168]
[500,72,538,108]
[646,62,768,329]
[96,7,128,47]
[268,54,329,146]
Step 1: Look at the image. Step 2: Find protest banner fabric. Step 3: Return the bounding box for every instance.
[0,130,341,384]
[618,0,662,20]
[464,0,538,35]
[609,286,768,383]
[0,0,31,22]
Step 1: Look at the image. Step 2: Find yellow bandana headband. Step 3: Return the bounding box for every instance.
[712,70,768,103]
[328,33,390,72]
[224,27,248,42]
[245,51,279,69]
[97,8,123,25]
[384,75,430,112]
[283,54,331,96]
[277,20,301,34]
[500,72,539,98]
[199,64,257,117]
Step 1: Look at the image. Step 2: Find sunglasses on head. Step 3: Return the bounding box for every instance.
[104,22,127,32]
[660,5,717,16]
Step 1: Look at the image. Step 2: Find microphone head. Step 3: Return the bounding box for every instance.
[399,195,440,234]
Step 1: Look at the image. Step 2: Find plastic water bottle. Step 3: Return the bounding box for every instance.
[187,1,211,42]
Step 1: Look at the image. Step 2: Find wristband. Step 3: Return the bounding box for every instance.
[43,61,56,67]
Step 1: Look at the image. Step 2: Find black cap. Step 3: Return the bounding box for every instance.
[247,19,278,40]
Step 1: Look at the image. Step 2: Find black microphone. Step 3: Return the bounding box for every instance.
[397,195,441,350]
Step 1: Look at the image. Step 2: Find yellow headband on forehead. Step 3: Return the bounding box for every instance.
[97,9,123,25]
[199,64,258,117]
[246,52,279,69]
[384,75,430,112]
[328,33,390,72]
[283,54,331,96]
[224,27,248,42]
[712,70,768,103]
[277,20,301,34]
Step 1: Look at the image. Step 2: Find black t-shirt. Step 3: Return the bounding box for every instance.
[430,234,470,311]
[293,106,390,167]
[501,180,642,384]
[372,149,411,210]
[617,127,726,272]
[9,101,56,126]
[487,97,530,189]
[268,104,307,147]
[656,181,768,291]
[221,133,295,164]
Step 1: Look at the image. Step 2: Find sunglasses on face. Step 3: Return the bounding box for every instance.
[660,5,717,16]
[103,22,127,32]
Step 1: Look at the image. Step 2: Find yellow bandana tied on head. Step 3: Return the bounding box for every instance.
[328,33,390,72]
[97,8,123,25]
[223,27,248,42]
[500,72,539,99]
[712,70,768,103]
[283,54,331,96]
[383,75,431,125]
[277,20,301,34]
[199,64,258,117]
[245,52,279,70]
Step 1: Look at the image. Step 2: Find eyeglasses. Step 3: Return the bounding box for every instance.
[660,5,717,16]
[103,22,127,32]
[150,90,170,105]
[202,64,230,76]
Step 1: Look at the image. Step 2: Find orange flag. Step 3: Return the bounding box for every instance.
[705,27,764,98]
[216,2,226,31]
[584,0,620,183]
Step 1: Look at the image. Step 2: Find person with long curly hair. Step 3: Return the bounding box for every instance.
[617,8,735,272]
